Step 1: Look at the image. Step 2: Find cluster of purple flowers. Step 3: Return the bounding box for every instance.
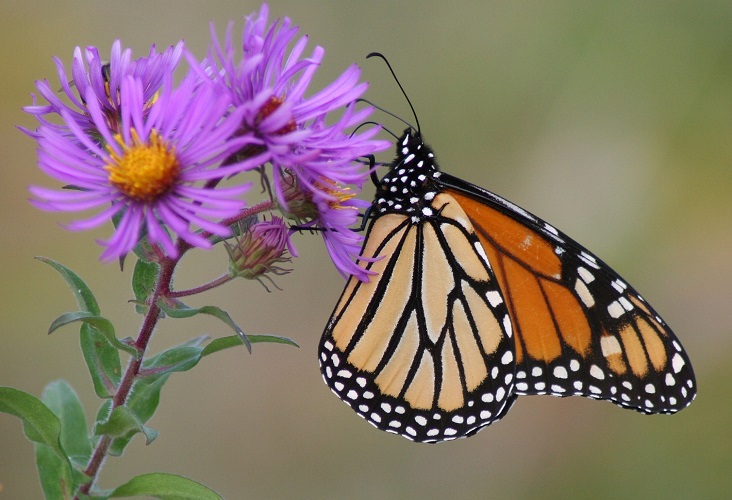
[24,3,389,281]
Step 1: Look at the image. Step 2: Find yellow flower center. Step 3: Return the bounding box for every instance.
[105,129,179,202]
[315,177,356,210]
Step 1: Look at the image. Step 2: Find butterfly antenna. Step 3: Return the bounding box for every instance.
[351,120,399,141]
[366,52,421,134]
[356,98,415,132]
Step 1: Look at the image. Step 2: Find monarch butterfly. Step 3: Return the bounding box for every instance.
[319,61,696,444]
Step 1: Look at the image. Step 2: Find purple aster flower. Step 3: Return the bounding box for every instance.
[28,70,262,261]
[23,40,184,138]
[190,3,390,279]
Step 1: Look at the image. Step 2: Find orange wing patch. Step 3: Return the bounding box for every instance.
[448,190,592,366]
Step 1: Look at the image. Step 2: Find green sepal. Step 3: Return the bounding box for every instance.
[94,406,159,445]
[36,257,100,315]
[109,472,222,499]
[208,214,258,246]
[48,311,138,357]
[157,299,252,352]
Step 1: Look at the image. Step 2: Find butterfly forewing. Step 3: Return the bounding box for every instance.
[319,193,516,442]
[441,177,696,414]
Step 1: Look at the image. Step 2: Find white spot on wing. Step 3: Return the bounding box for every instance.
[501,350,513,365]
[575,279,595,307]
[601,335,622,357]
[503,315,513,338]
[579,251,600,269]
[672,353,685,373]
[577,267,595,284]
[590,365,605,380]
[607,300,624,319]
[474,242,491,268]
[486,290,503,307]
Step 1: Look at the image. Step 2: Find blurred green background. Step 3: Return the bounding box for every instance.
[2,1,731,498]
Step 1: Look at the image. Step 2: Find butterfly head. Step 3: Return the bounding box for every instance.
[373,129,442,219]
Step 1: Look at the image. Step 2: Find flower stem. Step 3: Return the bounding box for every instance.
[74,201,277,497]
[168,273,232,298]
[75,254,177,498]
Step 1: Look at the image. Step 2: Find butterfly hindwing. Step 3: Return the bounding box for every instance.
[319,192,517,442]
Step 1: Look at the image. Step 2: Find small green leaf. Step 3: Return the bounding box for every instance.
[48,311,138,356]
[132,259,159,315]
[95,406,158,445]
[142,346,204,376]
[110,472,222,499]
[94,399,112,431]
[36,257,100,315]
[201,334,298,357]
[107,375,168,456]
[249,334,299,347]
[80,323,122,398]
[200,335,243,357]
[0,387,72,470]
[158,301,252,352]
[41,380,92,467]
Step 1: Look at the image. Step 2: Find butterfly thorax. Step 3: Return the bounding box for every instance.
[374,129,443,222]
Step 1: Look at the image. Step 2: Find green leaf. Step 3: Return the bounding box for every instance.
[249,334,299,347]
[201,334,298,357]
[48,311,138,356]
[95,406,158,445]
[0,386,77,488]
[107,375,168,456]
[132,259,159,315]
[109,472,222,499]
[0,387,65,456]
[80,323,122,398]
[35,257,101,315]
[35,443,74,499]
[157,301,252,352]
[38,383,93,495]
[41,380,92,467]
[200,335,243,357]
[142,345,204,377]
[94,399,112,432]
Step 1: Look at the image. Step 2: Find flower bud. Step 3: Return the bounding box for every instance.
[278,170,319,222]
[225,216,293,285]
